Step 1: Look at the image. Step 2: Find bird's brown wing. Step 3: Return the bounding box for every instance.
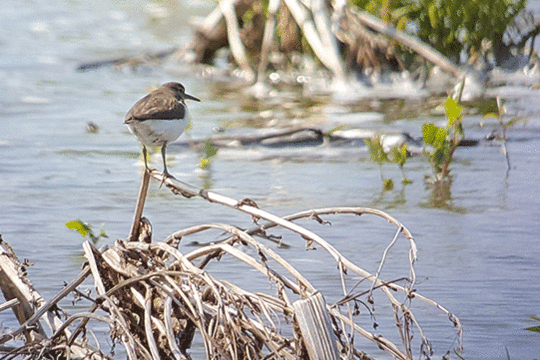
[125,92,185,123]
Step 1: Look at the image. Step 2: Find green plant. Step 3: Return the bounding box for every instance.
[390,143,412,184]
[365,135,412,189]
[365,136,394,190]
[382,178,394,191]
[352,0,527,64]
[415,0,526,63]
[525,315,540,333]
[350,0,410,30]
[198,140,219,169]
[422,97,464,180]
[66,220,108,245]
[325,125,348,136]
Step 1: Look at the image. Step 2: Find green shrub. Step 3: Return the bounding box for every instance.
[351,0,527,63]
[365,135,410,190]
[422,97,464,180]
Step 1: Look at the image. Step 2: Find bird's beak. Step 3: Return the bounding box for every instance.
[184,93,200,102]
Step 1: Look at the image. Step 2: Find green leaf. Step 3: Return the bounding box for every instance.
[198,157,211,169]
[383,178,394,191]
[456,121,464,137]
[400,142,408,157]
[203,140,218,159]
[390,143,408,167]
[483,112,499,119]
[185,119,192,132]
[525,326,540,333]
[434,127,448,147]
[365,136,388,164]
[395,16,407,31]
[325,124,347,135]
[98,225,108,239]
[505,116,526,128]
[432,147,446,169]
[66,220,91,238]
[390,147,400,161]
[428,3,439,28]
[445,97,462,124]
[364,137,374,148]
[422,123,438,145]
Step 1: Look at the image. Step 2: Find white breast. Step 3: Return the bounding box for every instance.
[127,115,189,147]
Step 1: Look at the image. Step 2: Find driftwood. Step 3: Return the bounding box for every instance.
[0,169,463,359]
[168,125,481,159]
[292,293,340,360]
[186,0,463,84]
[341,8,463,78]
[76,48,178,73]
[73,0,540,95]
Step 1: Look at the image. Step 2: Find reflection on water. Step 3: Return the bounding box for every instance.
[420,177,467,213]
[1,0,540,359]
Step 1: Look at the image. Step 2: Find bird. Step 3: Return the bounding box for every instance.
[124,82,200,180]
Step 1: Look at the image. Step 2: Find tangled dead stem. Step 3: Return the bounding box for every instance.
[0,170,462,360]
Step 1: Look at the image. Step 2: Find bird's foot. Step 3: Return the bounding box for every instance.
[159,171,176,188]
[144,166,157,175]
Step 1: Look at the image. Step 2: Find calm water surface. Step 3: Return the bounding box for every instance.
[1,0,540,359]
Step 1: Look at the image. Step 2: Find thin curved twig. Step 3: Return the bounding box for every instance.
[148,172,461,356]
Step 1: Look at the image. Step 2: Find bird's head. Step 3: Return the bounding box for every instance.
[163,82,200,102]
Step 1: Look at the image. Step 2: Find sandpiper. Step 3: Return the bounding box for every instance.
[125,82,200,179]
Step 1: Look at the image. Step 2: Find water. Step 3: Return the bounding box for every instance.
[1,0,540,359]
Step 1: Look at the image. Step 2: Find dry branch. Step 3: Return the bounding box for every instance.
[0,238,47,343]
[73,0,466,84]
[148,170,460,358]
[219,0,256,81]
[282,0,346,82]
[0,171,462,359]
[0,236,111,359]
[128,169,151,242]
[183,0,464,86]
[346,8,464,78]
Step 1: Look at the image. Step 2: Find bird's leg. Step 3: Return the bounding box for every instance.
[141,145,157,174]
[161,143,170,177]
[160,143,175,187]
[142,145,150,172]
